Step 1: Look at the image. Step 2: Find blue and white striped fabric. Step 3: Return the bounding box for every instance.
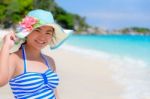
[9,45,59,99]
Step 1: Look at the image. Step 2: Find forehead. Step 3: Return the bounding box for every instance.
[36,25,54,31]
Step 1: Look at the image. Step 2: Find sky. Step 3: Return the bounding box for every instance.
[55,0,150,29]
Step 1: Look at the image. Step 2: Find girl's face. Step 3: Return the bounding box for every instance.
[26,25,54,50]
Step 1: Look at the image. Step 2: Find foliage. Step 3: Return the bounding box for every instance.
[0,0,89,31]
[121,27,150,34]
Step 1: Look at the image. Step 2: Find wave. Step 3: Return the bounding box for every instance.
[61,44,150,99]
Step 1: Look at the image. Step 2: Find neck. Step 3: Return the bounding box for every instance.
[23,44,41,59]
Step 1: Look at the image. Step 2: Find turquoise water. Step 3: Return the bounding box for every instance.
[65,34,150,63]
[64,34,150,98]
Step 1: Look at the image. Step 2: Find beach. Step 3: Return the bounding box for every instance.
[0,45,124,99]
[0,34,150,99]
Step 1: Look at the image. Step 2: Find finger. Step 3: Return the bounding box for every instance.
[11,32,21,44]
[10,32,18,41]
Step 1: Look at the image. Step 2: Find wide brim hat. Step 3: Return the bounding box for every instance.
[14,9,73,50]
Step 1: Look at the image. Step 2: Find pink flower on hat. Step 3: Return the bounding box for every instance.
[20,16,38,31]
[16,16,45,38]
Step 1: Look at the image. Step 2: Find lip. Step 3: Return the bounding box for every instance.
[35,40,46,45]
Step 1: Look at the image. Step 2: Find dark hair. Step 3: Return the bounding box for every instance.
[50,27,57,45]
[19,39,27,50]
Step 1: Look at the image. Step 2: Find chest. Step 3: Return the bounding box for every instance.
[10,68,59,91]
[14,58,50,78]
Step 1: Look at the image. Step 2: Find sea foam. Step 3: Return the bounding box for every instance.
[61,44,150,99]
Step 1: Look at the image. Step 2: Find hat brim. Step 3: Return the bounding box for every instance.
[15,23,73,50]
[47,24,73,49]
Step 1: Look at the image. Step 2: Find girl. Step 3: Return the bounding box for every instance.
[0,9,71,99]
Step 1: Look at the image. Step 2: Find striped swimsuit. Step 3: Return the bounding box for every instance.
[9,45,59,99]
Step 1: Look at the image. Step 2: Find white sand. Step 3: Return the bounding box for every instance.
[0,30,150,99]
[0,47,124,99]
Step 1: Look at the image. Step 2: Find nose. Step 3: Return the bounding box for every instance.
[39,35,46,40]
[40,34,45,37]
[39,34,51,41]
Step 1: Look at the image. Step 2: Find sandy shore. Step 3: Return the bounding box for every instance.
[0,46,124,99]
[1,29,149,99]
[49,47,124,99]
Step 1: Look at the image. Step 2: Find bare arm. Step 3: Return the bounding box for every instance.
[0,43,10,86]
[0,33,17,87]
[52,60,60,99]
[45,55,60,98]
[55,88,60,99]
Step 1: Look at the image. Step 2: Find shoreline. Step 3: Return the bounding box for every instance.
[0,46,124,99]
[57,45,150,99]
[43,46,124,99]
[0,44,149,99]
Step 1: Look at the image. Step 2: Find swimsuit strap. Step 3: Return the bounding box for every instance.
[40,54,52,70]
[21,45,27,73]
[21,44,52,72]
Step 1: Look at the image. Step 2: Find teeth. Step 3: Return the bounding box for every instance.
[37,41,43,44]
[35,40,45,44]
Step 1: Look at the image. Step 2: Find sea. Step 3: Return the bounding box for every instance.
[1,29,150,99]
[62,34,150,99]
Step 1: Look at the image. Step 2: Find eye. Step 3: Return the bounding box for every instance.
[34,29,41,33]
[46,32,53,36]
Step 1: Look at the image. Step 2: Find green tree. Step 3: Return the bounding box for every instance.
[0,0,89,32]
[0,0,33,28]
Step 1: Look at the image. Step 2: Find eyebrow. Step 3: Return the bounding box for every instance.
[35,27,41,30]
[35,27,54,32]
[46,28,55,32]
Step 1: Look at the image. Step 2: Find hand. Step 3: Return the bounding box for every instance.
[3,32,18,49]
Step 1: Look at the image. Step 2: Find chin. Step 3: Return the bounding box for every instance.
[34,44,47,50]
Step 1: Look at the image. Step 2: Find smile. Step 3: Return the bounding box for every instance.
[35,40,46,44]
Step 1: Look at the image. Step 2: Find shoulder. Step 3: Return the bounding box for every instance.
[10,50,22,61]
[8,53,18,71]
[8,50,24,79]
[9,50,23,65]
[9,52,20,63]
[43,54,56,72]
[8,52,21,78]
